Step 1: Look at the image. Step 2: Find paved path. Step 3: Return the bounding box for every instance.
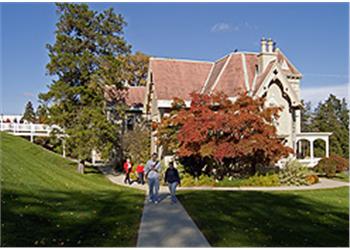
[100,166,349,192]
[100,166,348,247]
[137,193,210,247]
[99,166,210,247]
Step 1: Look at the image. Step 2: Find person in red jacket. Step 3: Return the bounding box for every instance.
[136,164,145,185]
[123,158,132,185]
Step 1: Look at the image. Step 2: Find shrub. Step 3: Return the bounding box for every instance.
[214,177,244,187]
[330,155,349,173]
[240,174,280,187]
[306,174,319,185]
[279,160,309,186]
[314,158,337,178]
[180,173,215,187]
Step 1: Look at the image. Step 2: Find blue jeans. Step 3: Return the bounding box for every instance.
[168,181,178,202]
[148,178,159,202]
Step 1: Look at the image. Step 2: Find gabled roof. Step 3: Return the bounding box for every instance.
[201,54,230,94]
[276,49,302,77]
[210,53,246,96]
[253,60,276,95]
[126,86,146,106]
[150,49,301,103]
[150,58,213,100]
[104,85,146,107]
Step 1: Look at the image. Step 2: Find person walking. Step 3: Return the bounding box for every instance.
[164,161,181,203]
[123,158,132,185]
[145,153,161,204]
[136,163,145,185]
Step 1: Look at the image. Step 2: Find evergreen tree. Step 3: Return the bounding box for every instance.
[312,94,349,158]
[122,51,149,86]
[22,101,36,123]
[300,100,313,132]
[36,105,49,124]
[39,3,131,161]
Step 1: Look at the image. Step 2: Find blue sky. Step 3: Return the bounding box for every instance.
[1,2,349,114]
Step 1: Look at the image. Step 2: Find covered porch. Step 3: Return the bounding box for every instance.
[295,132,332,167]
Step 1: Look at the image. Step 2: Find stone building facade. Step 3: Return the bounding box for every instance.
[128,39,331,167]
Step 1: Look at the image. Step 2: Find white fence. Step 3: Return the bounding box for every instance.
[1,122,66,157]
[0,122,65,140]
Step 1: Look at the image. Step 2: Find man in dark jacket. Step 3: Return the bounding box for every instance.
[164,161,181,203]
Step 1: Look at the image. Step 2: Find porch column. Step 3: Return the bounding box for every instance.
[310,139,314,163]
[297,140,302,158]
[325,138,329,158]
[62,139,66,158]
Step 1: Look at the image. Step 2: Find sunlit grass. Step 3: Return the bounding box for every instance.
[1,133,145,247]
[178,188,349,247]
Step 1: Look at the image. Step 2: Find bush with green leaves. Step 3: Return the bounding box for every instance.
[313,158,337,178]
[180,173,215,187]
[240,173,280,187]
[279,160,310,186]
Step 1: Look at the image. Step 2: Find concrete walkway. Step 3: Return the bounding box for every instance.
[99,167,348,247]
[99,166,349,192]
[137,193,210,247]
[99,166,210,247]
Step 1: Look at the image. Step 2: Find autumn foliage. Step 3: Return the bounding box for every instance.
[157,92,293,177]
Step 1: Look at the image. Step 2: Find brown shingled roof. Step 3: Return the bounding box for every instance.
[150,58,213,100]
[245,53,259,90]
[201,55,230,94]
[126,86,146,106]
[253,60,276,95]
[150,49,300,102]
[104,85,145,107]
[212,53,247,96]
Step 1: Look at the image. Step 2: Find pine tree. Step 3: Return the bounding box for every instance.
[123,51,149,86]
[312,94,349,158]
[300,100,313,132]
[36,105,49,124]
[39,3,131,161]
[22,101,36,123]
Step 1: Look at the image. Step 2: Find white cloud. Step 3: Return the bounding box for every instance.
[211,22,236,33]
[301,83,349,106]
[210,21,258,33]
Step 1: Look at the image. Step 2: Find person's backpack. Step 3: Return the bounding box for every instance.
[145,161,159,179]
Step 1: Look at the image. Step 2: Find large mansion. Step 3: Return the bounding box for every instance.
[119,39,332,167]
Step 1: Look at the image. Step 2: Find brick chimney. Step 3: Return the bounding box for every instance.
[258,38,277,72]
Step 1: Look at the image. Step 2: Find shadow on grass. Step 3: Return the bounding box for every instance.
[1,188,144,247]
[178,189,349,247]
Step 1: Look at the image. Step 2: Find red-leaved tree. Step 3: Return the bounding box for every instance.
[157,92,293,178]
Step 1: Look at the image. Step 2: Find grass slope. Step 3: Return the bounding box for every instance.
[178,188,349,247]
[1,133,145,247]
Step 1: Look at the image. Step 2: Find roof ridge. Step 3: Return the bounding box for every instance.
[209,54,232,94]
[276,49,301,76]
[150,57,213,64]
[200,63,216,94]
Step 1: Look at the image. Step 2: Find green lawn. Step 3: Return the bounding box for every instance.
[178,188,349,247]
[0,133,145,247]
[334,171,350,182]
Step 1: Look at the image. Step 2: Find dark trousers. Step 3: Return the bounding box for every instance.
[138,172,145,185]
[124,172,131,184]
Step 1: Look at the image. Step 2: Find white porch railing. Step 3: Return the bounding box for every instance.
[1,122,66,157]
[295,132,332,167]
[0,122,64,138]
